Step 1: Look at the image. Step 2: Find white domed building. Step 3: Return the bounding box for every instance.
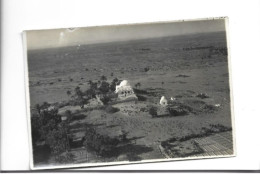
[160,96,168,106]
[115,80,137,100]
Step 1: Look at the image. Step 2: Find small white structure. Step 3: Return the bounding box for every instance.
[215,104,221,107]
[115,80,137,100]
[160,96,168,106]
[61,116,68,121]
[171,97,176,101]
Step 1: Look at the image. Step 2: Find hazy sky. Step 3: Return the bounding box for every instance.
[25,19,226,50]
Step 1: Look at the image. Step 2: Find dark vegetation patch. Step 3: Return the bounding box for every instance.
[150,99,218,118]
[174,95,183,98]
[33,144,51,164]
[133,88,148,95]
[201,104,217,113]
[176,74,190,78]
[70,114,87,121]
[144,67,150,72]
[106,124,120,128]
[69,122,105,130]
[53,152,75,164]
[105,105,120,113]
[168,101,197,115]
[170,99,218,115]
[134,88,165,98]
[140,107,148,112]
[83,127,123,157]
[162,140,204,158]
[196,93,209,99]
[53,101,71,109]
[136,94,147,101]
[114,144,153,161]
[169,81,187,84]
[99,95,111,105]
[83,127,152,161]
[149,106,158,118]
[81,105,106,112]
[180,100,206,111]
[161,124,232,157]
[167,106,189,116]
[163,124,232,144]
[30,106,73,165]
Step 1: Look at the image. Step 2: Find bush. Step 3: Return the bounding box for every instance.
[201,104,217,113]
[83,127,120,157]
[71,114,87,121]
[196,93,209,99]
[149,107,158,117]
[167,106,188,116]
[100,95,111,105]
[133,88,148,94]
[144,67,150,72]
[136,95,147,101]
[55,152,74,164]
[105,105,120,113]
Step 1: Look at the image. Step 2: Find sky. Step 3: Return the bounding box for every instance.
[25,19,226,50]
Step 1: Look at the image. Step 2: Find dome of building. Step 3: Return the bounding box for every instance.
[119,80,130,87]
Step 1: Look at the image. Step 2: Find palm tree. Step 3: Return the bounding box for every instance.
[112,78,119,84]
[100,75,107,81]
[88,80,93,86]
[66,90,71,98]
[74,86,82,96]
[137,82,141,89]
[110,78,119,91]
[35,104,41,115]
[92,82,98,90]
[161,82,164,88]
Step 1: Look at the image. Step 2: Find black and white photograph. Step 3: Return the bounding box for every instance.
[23,18,235,169]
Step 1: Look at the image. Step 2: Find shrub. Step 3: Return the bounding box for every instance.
[196,93,209,99]
[201,104,217,113]
[149,106,158,117]
[83,127,120,157]
[136,95,147,101]
[167,106,188,116]
[55,152,74,164]
[144,67,150,72]
[100,95,111,105]
[133,88,148,94]
[105,105,120,113]
[71,114,86,121]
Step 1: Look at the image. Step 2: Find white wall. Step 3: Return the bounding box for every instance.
[1,0,260,171]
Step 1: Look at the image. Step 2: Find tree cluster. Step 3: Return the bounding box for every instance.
[83,127,120,157]
[31,103,72,163]
[67,76,121,107]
